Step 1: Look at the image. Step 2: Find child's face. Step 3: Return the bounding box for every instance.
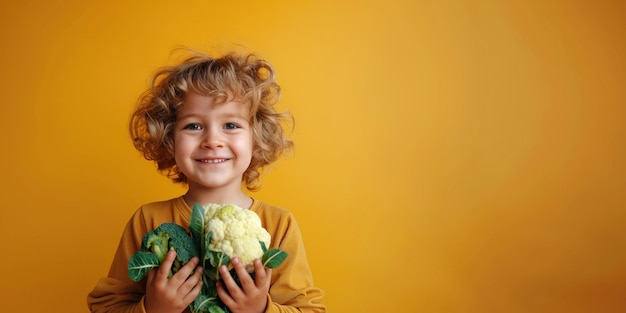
[173,91,253,195]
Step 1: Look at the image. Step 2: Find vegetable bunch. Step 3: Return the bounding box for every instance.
[128,202,288,313]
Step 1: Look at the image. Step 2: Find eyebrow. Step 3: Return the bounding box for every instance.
[222,112,249,120]
[176,112,249,121]
[176,112,201,121]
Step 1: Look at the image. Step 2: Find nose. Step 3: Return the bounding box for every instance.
[201,127,224,148]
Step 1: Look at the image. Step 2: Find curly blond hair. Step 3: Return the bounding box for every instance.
[129,50,294,191]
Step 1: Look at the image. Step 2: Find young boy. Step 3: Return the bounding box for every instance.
[87,50,326,313]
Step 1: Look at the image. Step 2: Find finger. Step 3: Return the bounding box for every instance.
[182,267,204,302]
[156,250,176,280]
[146,268,155,285]
[252,259,267,288]
[181,265,203,292]
[219,263,243,299]
[169,256,199,285]
[216,279,236,308]
[254,259,272,291]
[264,267,272,290]
[231,257,255,292]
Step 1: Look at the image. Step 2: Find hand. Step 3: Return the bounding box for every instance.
[145,250,203,313]
[216,258,272,313]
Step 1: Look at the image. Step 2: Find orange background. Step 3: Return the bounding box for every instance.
[1,1,625,312]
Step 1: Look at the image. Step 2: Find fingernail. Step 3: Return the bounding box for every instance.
[232,257,240,264]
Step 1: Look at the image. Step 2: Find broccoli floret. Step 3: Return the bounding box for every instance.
[143,223,198,269]
[128,223,199,282]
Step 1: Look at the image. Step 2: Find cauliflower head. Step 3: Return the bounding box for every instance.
[203,203,271,271]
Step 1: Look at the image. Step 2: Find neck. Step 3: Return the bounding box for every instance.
[183,186,253,209]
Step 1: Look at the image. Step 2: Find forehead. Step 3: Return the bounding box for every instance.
[179,91,250,117]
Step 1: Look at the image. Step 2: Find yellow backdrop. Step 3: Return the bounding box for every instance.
[1,1,624,312]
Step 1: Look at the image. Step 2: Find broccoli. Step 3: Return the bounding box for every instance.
[128,223,199,282]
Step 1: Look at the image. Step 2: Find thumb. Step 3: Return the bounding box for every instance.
[146,268,154,284]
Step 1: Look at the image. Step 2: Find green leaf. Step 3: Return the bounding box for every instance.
[260,241,268,253]
[262,248,288,268]
[208,304,228,313]
[191,294,221,313]
[206,248,230,281]
[128,251,160,282]
[190,202,205,249]
[202,272,218,296]
[208,249,231,268]
[203,232,213,263]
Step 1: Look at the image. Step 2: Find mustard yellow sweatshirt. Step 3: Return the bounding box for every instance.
[87,196,325,313]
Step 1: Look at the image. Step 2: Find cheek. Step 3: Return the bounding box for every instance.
[173,135,192,158]
[236,137,254,160]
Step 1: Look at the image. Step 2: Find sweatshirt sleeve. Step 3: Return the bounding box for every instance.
[259,207,326,313]
[87,208,151,313]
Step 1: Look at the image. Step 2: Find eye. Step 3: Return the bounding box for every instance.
[224,123,240,130]
[183,123,202,130]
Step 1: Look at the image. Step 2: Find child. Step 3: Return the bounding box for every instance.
[87,49,326,313]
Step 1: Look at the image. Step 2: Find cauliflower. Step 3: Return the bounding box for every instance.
[202,203,271,271]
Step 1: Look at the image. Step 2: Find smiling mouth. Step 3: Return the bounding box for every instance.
[198,158,229,164]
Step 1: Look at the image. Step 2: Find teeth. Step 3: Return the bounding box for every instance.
[200,159,227,163]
